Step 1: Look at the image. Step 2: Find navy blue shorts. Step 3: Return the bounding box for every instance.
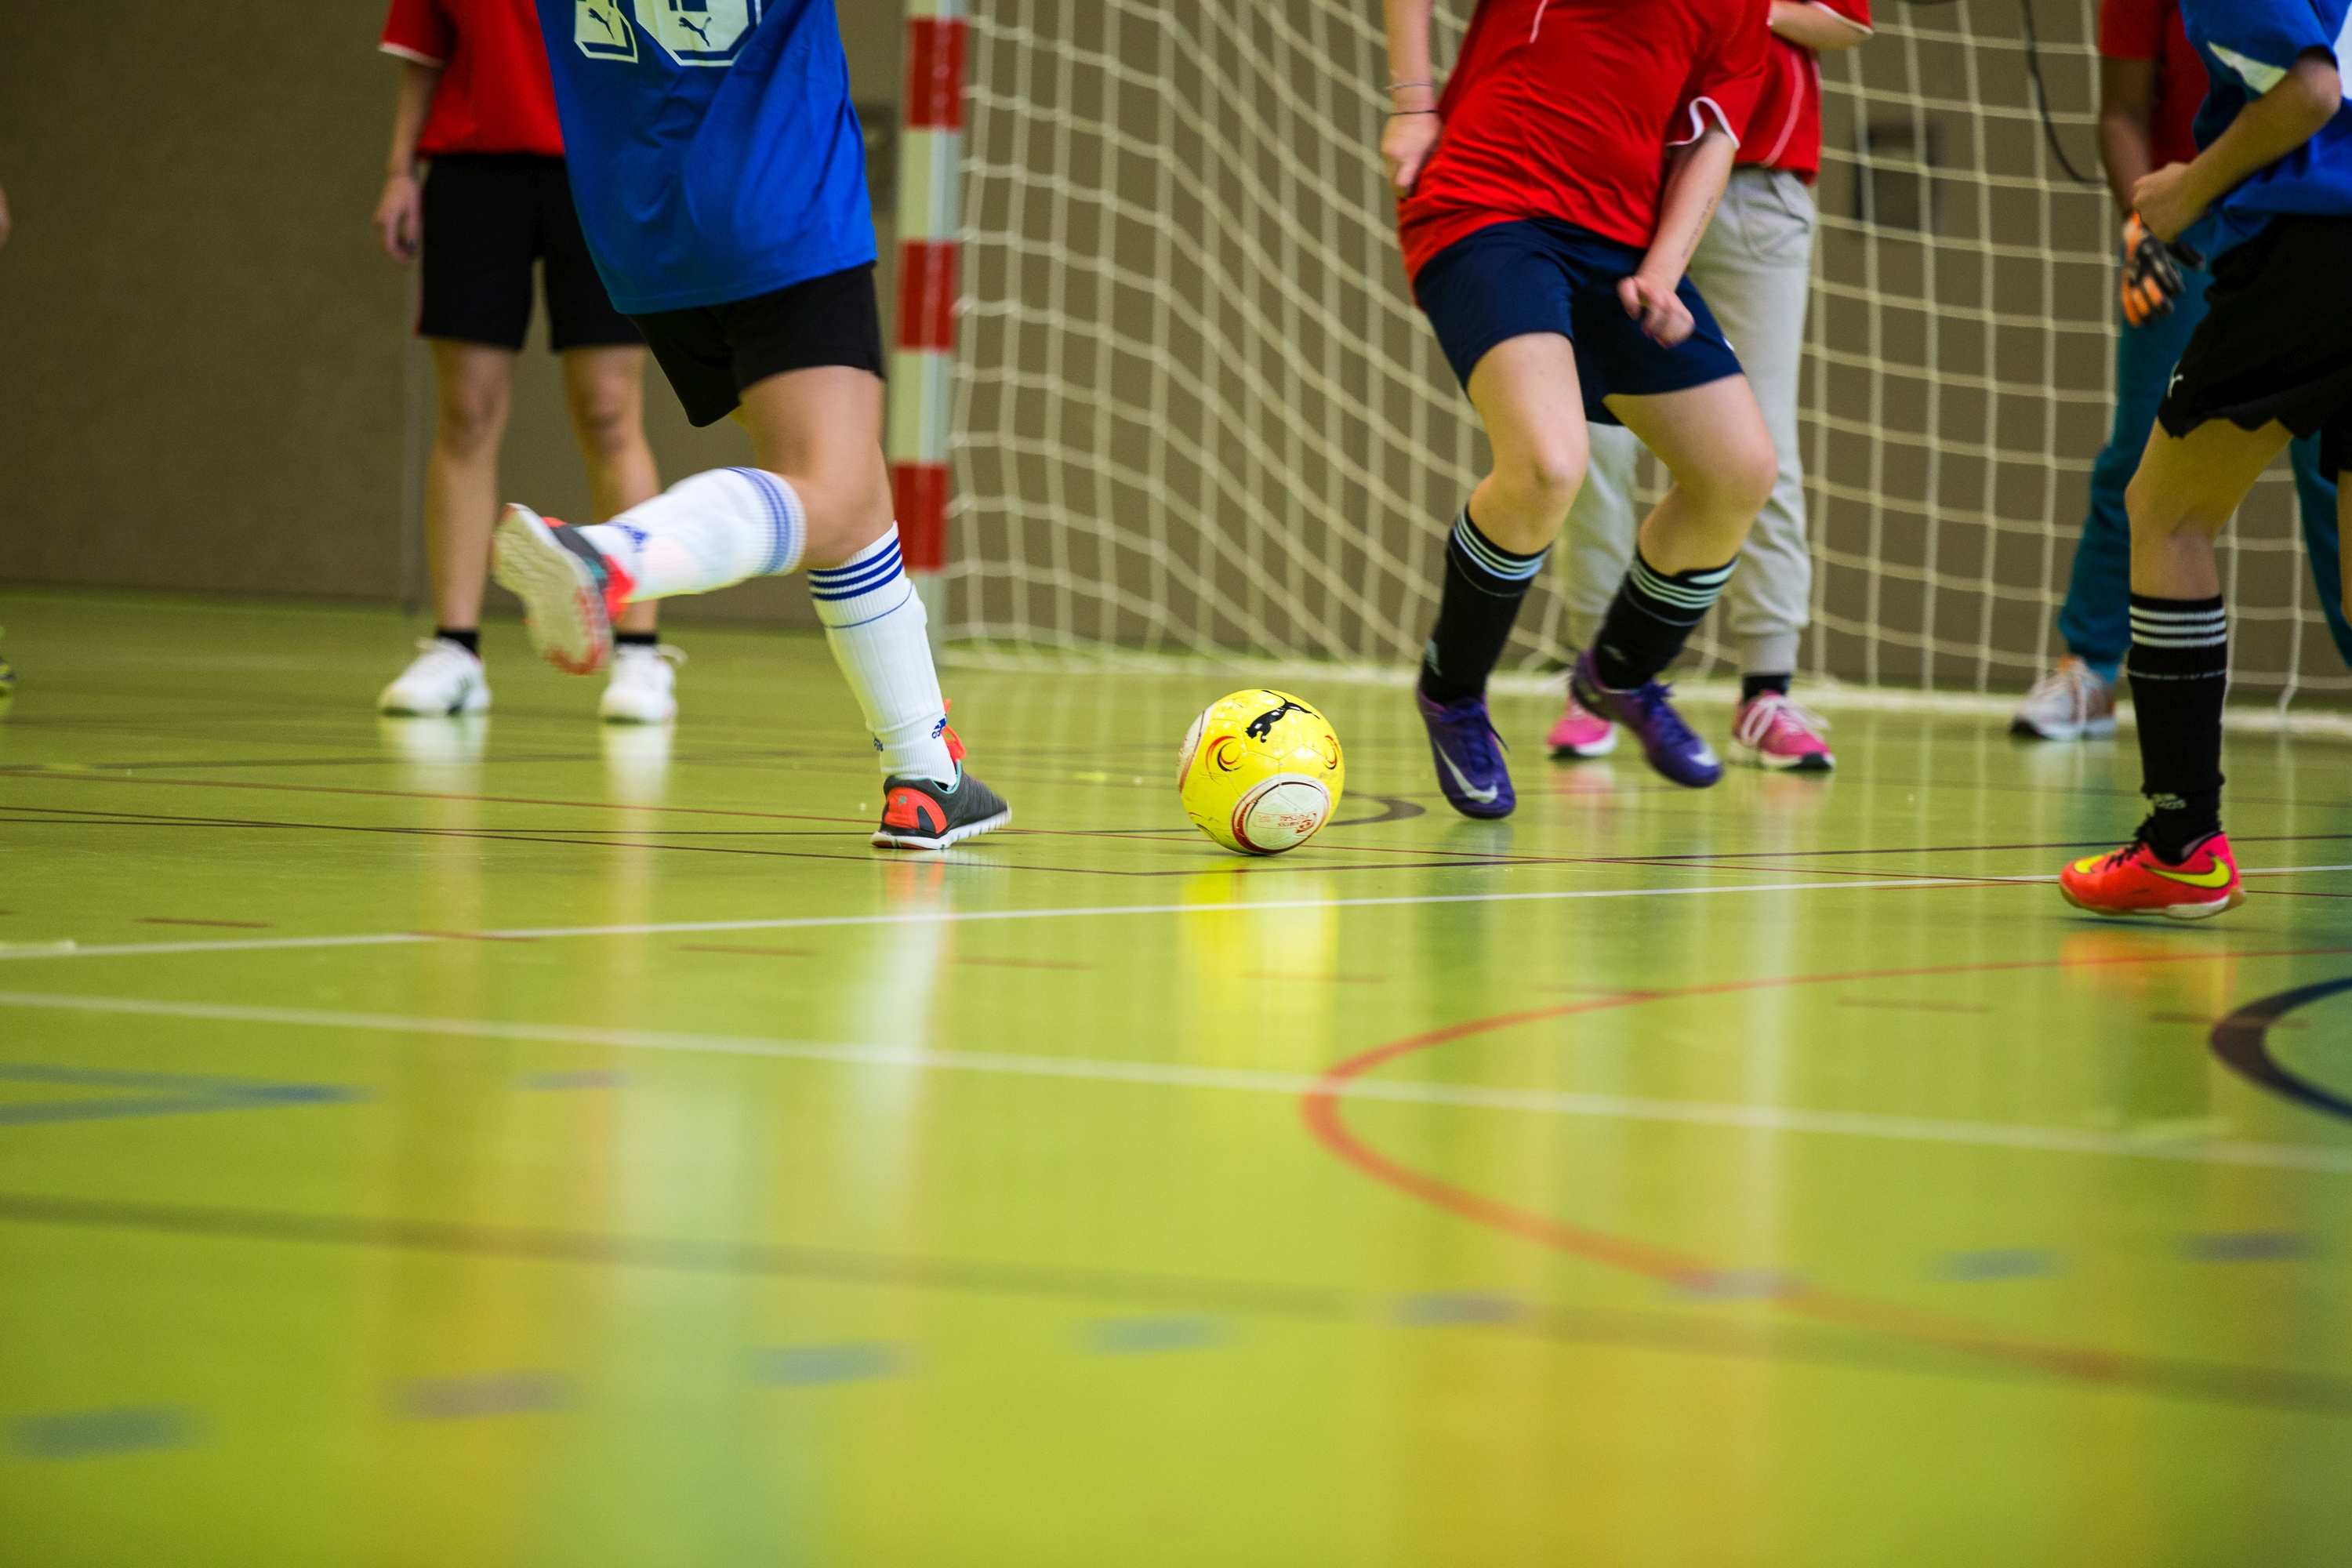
[1414,218,1744,426]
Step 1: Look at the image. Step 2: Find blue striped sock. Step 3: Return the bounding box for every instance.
[808,528,954,783]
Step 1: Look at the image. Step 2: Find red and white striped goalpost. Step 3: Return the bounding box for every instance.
[891,0,965,647]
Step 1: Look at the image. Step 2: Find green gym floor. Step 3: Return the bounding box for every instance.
[2,588,2350,1566]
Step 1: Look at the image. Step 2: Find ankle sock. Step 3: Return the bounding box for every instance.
[1417,506,1548,703]
[2126,593,2227,862]
[1740,672,1791,704]
[808,526,955,785]
[434,628,480,657]
[1589,549,1736,691]
[615,631,659,649]
[576,467,805,600]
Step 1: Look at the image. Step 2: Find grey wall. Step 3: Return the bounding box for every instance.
[0,1,902,628]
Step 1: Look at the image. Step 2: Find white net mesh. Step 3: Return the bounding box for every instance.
[942,0,2347,707]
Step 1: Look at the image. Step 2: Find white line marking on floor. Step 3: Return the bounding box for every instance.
[0,873,2026,963]
[5,989,2347,1174]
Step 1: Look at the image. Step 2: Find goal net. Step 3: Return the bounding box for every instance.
[941,0,2346,710]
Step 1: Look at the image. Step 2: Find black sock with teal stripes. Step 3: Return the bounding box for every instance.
[1588,548,1736,690]
[1417,506,1548,704]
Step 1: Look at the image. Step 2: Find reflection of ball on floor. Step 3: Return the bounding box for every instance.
[1177,689,1345,855]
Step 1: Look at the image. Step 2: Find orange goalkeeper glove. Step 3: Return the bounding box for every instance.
[2121,213,2202,327]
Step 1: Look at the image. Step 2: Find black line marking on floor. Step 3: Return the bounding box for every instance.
[0,806,1598,878]
[1321,795,1428,829]
[2211,978,2352,1123]
[2,1191,2343,1411]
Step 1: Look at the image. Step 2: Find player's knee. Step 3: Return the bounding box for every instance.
[791,463,895,570]
[567,390,640,459]
[1501,441,1587,521]
[2124,467,2174,538]
[1692,434,1777,519]
[435,386,507,454]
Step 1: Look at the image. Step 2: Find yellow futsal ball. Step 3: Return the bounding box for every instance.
[1177,689,1345,855]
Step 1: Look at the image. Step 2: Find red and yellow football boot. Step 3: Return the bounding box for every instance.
[2058,832,2245,920]
[491,504,637,676]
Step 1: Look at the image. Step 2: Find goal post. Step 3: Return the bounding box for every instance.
[891,0,968,644]
[938,0,2348,713]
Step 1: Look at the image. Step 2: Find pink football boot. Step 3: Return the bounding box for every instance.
[1546,685,1618,759]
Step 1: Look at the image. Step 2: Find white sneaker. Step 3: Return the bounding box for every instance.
[598,643,683,724]
[378,638,490,717]
[2011,655,2117,741]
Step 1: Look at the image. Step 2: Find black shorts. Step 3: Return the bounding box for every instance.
[629,264,885,427]
[2157,216,2352,477]
[1414,217,1744,424]
[417,154,641,353]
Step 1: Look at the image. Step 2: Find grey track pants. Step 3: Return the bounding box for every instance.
[1555,165,1819,677]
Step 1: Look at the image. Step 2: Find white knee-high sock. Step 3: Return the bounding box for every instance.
[808,527,954,784]
[575,467,804,601]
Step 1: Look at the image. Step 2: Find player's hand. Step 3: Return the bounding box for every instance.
[0,184,12,252]
[1618,271,1693,347]
[1381,112,1442,198]
[2129,162,2203,243]
[375,172,423,264]
[2120,213,2199,326]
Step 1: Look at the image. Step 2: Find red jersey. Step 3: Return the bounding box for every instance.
[379,0,565,159]
[2098,0,2206,169]
[1399,0,1771,280]
[1740,0,1873,180]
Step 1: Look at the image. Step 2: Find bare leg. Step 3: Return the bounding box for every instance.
[424,341,516,629]
[1461,333,1589,555]
[2127,418,2292,597]
[1605,377,1779,573]
[561,346,662,633]
[731,366,895,569]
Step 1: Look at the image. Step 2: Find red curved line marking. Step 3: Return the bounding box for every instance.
[1303,944,2352,1391]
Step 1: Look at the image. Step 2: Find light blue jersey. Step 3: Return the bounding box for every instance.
[2182,0,2352,252]
[535,0,877,314]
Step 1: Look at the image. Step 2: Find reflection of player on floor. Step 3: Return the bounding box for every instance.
[2013,0,2345,743]
[2059,0,2352,919]
[372,0,675,724]
[1546,0,1871,775]
[502,0,1007,851]
[1384,0,1777,815]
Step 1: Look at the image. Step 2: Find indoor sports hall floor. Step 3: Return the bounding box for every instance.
[3,587,2350,1566]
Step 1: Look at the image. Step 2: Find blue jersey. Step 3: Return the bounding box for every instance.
[2182,0,2352,253]
[534,0,876,314]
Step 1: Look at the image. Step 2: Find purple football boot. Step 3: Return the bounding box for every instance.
[1416,689,1515,818]
[1570,649,1722,788]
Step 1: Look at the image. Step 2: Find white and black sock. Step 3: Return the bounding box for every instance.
[808,528,955,786]
[2127,593,2227,862]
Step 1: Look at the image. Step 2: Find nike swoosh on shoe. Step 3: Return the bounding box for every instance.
[2149,861,2233,889]
[1436,746,1499,804]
